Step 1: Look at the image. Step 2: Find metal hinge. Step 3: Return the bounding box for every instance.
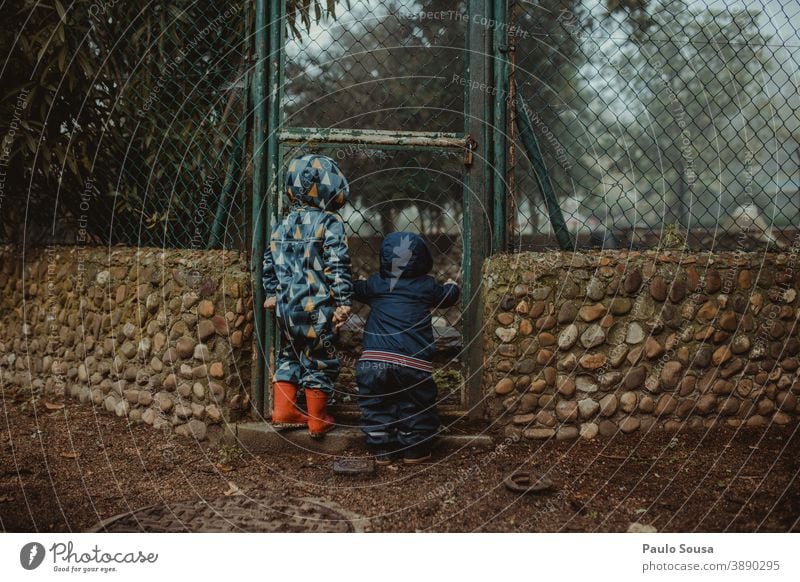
[464,135,478,166]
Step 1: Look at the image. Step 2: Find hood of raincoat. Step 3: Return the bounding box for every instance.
[379,231,434,281]
[284,154,350,211]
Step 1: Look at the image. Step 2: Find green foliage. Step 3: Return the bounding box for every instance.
[0,0,338,245]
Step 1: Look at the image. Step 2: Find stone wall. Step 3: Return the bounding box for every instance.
[483,251,800,439]
[0,245,254,440]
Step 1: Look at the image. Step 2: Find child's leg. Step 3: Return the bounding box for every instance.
[394,367,440,449]
[356,361,399,447]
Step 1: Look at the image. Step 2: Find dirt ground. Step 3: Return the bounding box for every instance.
[1,399,798,532]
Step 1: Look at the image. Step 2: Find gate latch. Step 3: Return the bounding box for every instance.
[464,135,478,167]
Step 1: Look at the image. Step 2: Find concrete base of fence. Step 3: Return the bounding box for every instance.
[224,422,494,455]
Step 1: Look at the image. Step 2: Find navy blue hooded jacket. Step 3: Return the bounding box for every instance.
[353,232,460,371]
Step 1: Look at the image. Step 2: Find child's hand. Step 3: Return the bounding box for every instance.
[263,296,276,310]
[332,305,352,330]
[445,278,458,286]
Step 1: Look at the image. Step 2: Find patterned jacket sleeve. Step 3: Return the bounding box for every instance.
[323,214,354,306]
[262,230,279,296]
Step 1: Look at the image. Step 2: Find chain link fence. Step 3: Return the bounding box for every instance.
[510,0,800,251]
[1,1,252,249]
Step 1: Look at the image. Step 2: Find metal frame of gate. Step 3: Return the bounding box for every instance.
[251,0,507,420]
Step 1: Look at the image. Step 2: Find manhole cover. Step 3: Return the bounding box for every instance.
[86,492,369,533]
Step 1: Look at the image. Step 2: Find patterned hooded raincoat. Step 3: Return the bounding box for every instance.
[262,154,353,394]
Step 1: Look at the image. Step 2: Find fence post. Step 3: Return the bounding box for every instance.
[251,0,268,416]
[491,0,508,254]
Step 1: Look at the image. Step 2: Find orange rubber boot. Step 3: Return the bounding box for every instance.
[271,381,308,428]
[305,389,335,438]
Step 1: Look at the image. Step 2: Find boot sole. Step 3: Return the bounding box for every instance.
[402,453,432,465]
[271,422,307,431]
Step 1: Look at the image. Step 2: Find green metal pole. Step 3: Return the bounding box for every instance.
[251,0,268,416]
[492,0,508,254]
[515,86,573,251]
[263,0,284,416]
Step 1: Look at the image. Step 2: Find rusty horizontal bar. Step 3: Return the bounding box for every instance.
[278,127,468,149]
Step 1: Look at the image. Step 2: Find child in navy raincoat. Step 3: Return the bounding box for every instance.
[262,154,353,437]
[353,231,460,463]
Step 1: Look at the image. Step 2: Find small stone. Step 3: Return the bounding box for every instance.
[198,300,215,318]
[530,379,547,393]
[626,322,645,345]
[650,276,667,301]
[586,278,605,301]
[557,376,576,397]
[580,324,605,349]
[578,398,600,418]
[579,303,606,322]
[719,311,737,332]
[495,378,515,395]
[638,396,655,413]
[176,337,196,359]
[154,392,173,413]
[518,319,534,336]
[579,423,599,440]
[579,353,607,370]
[731,335,751,354]
[625,366,647,390]
[669,279,686,303]
[644,337,664,359]
[497,312,514,325]
[696,394,716,414]
[624,269,642,294]
[660,361,683,389]
[609,298,632,315]
[538,332,556,347]
[620,392,637,413]
[654,394,678,416]
[516,358,536,374]
[705,269,722,293]
[523,428,555,440]
[599,394,618,417]
[576,376,598,393]
[556,426,580,440]
[712,346,732,366]
[209,362,225,379]
[557,324,579,350]
[495,327,517,343]
[598,420,618,437]
[628,522,658,533]
[175,419,207,440]
[555,400,579,422]
[609,344,629,367]
[619,417,641,433]
[193,343,211,360]
[557,302,579,324]
[535,315,557,330]
[198,319,215,341]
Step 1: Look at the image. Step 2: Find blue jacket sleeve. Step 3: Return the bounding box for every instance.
[262,235,278,296]
[353,278,372,304]
[431,281,460,308]
[323,214,354,307]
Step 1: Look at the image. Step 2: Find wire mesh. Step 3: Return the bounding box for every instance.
[282,0,466,132]
[510,0,800,252]
[5,1,253,249]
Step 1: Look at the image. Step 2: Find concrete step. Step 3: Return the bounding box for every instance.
[224,422,494,455]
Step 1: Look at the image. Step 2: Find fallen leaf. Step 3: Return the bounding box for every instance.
[60,451,80,459]
[223,481,241,496]
[215,463,234,473]
[44,401,64,411]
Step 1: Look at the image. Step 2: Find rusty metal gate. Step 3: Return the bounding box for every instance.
[250,1,502,419]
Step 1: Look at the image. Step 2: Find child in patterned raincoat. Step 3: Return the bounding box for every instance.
[262,154,353,437]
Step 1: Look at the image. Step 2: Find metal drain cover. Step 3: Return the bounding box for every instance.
[87,492,369,533]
